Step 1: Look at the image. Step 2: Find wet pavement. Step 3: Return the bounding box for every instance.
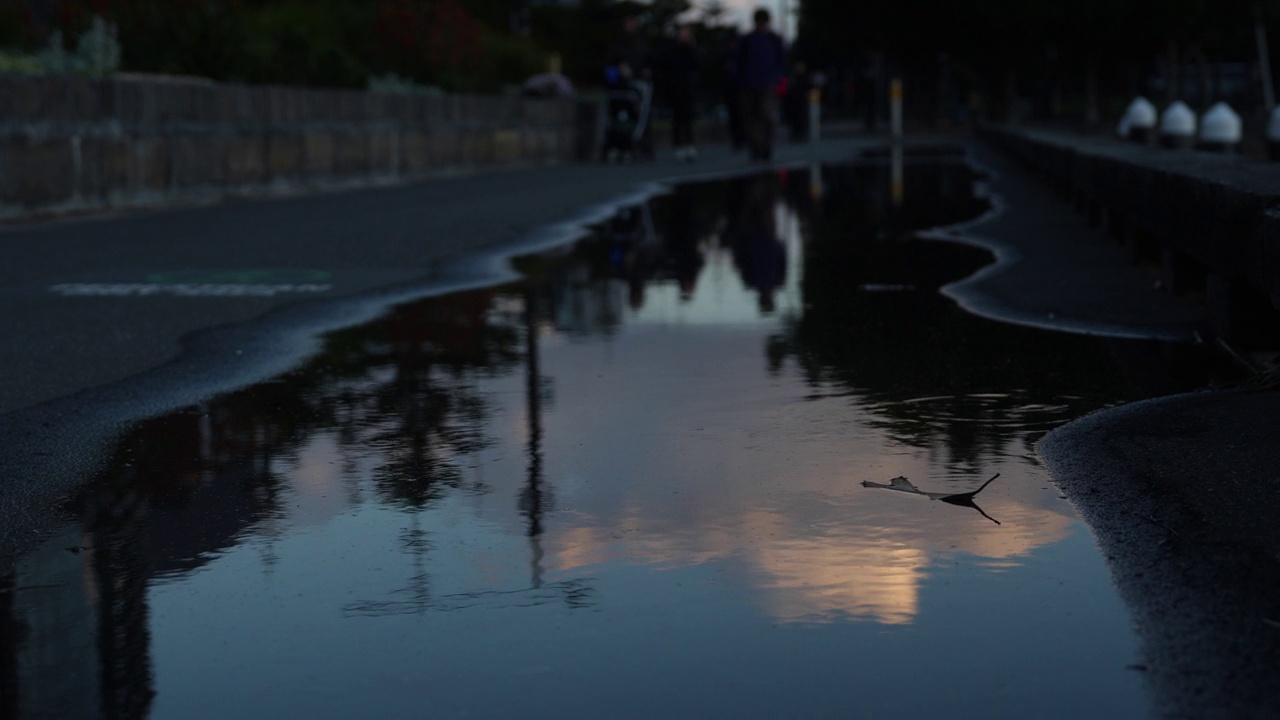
[1,156,1236,718]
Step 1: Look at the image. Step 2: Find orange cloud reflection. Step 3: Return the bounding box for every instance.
[549,478,1074,626]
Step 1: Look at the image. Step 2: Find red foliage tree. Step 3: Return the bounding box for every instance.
[374,0,484,81]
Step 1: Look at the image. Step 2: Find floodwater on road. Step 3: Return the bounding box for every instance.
[3,154,1222,718]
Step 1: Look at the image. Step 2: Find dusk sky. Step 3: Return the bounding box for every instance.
[696,0,800,37]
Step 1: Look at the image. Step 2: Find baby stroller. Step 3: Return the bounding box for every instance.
[600,72,653,162]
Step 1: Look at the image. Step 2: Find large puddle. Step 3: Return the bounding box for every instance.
[3,155,1222,718]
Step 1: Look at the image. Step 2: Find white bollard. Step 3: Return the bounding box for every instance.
[1268,106,1280,161]
[1159,101,1197,149]
[1198,102,1242,153]
[1120,97,1157,144]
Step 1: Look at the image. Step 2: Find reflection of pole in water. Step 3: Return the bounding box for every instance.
[808,162,824,202]
[402,510,429,611]
[198,402,213,485]
[890,142,904,207]
[519,287,546,589]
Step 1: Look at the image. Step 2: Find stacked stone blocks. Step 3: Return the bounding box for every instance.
[0,73,584,219]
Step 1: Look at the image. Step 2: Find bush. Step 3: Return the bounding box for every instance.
[456,31,547,93]
[75,16,121,76]
[0,0,35,50]
[0,50,40,73]
[9,0,549,92]
[3,17,121,77]
[236,1,371,87]
[114,0,244,78]
[367,73,443,95]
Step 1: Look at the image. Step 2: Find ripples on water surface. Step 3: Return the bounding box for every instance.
[3,154,1221,718]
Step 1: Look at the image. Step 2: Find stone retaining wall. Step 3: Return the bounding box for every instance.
[0,73,591,220]
[980,124,1280,348]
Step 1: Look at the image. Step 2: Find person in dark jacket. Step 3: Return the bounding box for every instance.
[663,24,701,161]
[733,8,786,161]
[784,60,812,142]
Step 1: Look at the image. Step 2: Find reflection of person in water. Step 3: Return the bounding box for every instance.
[662,192,705,302]
[606,206,661,310]
[728,174,786,314]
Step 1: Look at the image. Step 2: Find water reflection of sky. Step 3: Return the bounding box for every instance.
[5,160,1195,719]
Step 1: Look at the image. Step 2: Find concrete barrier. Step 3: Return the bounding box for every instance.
[0,73,598,220]
[1199,102,1242,154]
[1118,96,1156,144]
[1159,101,1196,149]
[980,123,1280,349]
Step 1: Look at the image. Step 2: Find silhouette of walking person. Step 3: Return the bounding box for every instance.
[733,8,786,161]
[727,174,786,314]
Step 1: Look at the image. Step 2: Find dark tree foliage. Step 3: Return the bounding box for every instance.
[528,0,696,88]
[796,0,1278,123]
[0,0,42,48]
[24,0,547,90]
[18,0,736,92]
[24,0,1278,111]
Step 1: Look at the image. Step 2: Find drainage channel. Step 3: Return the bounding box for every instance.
[1,156,1225,719]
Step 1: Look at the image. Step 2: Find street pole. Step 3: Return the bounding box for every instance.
[1257,16,1276,111]
[889,78,903,206]
[808,84,822,142]
[890,78,904,139]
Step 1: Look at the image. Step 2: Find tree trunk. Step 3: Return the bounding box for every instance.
[1212,57,1223,106]
[1193,44,1211,107]
[1165,40,1180,103]
[1256,12,1276,110]
[1004,65,1018,123]
[1084,53,1100,125]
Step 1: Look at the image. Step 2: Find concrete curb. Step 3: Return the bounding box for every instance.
[979,124,1280,352]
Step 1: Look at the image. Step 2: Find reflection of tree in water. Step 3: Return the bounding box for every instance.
[771,160,1133,475]
[45,287,531,716]
[293,291,523,508]
[0,574,16,719]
